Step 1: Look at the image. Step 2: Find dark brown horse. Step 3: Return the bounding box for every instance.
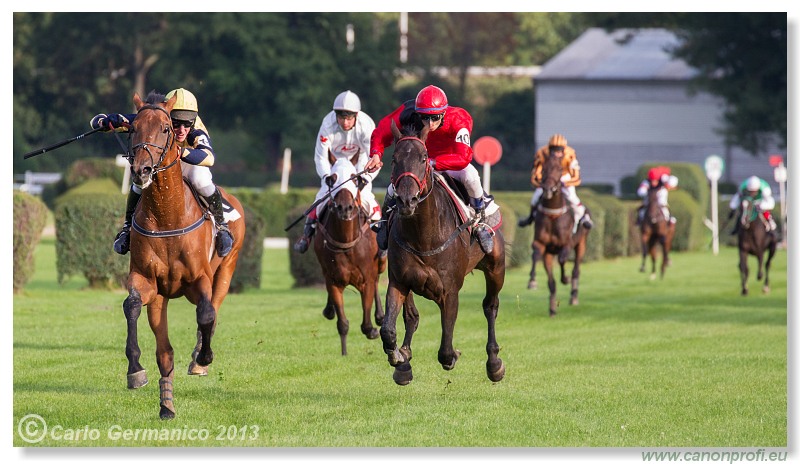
[122,92,245,419]
[639,184,675,279]
[528,149,591,317]
[313,158,386,355]
[380,122,506,385]
[736,197,777,295]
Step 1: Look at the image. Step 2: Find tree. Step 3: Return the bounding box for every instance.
[590,12,787,155]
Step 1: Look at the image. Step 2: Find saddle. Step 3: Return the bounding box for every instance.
[434,172,502,232]
[185,178,242,224]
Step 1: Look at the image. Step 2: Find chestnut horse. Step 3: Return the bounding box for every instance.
[736,198,777,295]
[122,92,245,419]
[313,158,386,355]
[639,184,675,279]
[528,149,591,317]
[380,122,506,385]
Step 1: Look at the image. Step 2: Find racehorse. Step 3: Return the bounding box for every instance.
[527,149,591,317]
[736,198,777,295]
[122,92,245,419]
[380,122,506,386]
[639,184,675,279]
[313,158,386,355]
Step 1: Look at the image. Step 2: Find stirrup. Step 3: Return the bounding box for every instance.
[215,224,234,257]
[474,225,494,254]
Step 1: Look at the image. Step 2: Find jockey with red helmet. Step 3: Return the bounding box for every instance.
[636,166,679,225]
[365,85,495,253]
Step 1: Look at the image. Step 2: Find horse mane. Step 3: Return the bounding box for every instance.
[399,123,420,137]
[144,90,166,106]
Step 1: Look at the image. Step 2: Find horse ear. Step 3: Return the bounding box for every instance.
[419,125,429,142]
[325,173,338,188]
[165,93,177,113]
[133,93,144,111]
[391,119,402,140]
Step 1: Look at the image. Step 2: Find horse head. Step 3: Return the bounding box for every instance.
[540,150,564,205]
[645,184,665,225]
[739,198,758,229]
[128,92,179,189]
[327,159,360,221]
[390,120,431,217]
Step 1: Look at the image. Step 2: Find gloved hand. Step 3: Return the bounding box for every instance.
[90,113,129,131]
[186,128,203,147]
[560,173,571,183]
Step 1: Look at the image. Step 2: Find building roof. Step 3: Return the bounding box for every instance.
[536,28,697,81]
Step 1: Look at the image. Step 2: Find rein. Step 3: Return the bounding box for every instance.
[127,104,180,175]
[392,136,432,203]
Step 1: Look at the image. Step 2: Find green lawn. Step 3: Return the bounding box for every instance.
[13,237,787,448]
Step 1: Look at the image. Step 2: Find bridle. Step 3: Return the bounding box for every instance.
[127,104,180,177]
[391,136,433,204]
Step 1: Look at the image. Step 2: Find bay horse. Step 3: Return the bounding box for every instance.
[122,92,245,419]
[736,198,777,295]
[527,149,591,317]
[639,184,675,279]
[380,122,506,386]
[313,158,386,355]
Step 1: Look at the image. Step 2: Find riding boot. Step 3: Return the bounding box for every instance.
[372,195,396,251]
[470,197,494,254]
[636,206,644,226]
[113,190,141,255]
[517,205,538,227]
[293,218,316,254]
[203,187,234,257]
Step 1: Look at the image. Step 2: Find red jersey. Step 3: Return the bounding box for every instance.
[370,102,474,171]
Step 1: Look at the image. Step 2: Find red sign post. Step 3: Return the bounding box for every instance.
[473,136,503,193]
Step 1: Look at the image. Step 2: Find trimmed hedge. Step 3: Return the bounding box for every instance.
[230,187,316,238]
[285,205,325,288]
[229,205,265,293]
[13,191,49,293]
[55,192,129,288]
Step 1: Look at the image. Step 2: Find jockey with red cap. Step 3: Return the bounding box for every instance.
[365,85,495,253]
[636,166,679,225]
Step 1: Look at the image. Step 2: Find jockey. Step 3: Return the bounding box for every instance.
[636,166,679,225]
[90,88,234,257]
[293,90,380,254]
[365,84,495,254]
[517,134,593,231]
[728,175,777,234]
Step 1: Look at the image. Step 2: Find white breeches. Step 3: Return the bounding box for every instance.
[441,164,484,199]
[181,162,215,197]
[531,186,583,210]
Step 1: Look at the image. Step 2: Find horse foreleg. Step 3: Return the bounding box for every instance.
[739,249,750,296]
[381,282,411,385]
[373,277,385,327]
[482,270,505,382]
[400,293,419,363]
[639,236,647,273]
[570,240,586,306]
[190,258,236,375]
[437,294,461,371]
[529,241,543,290]
[649,242,658,281]
[146,296,175,419]
[122,288,148,389]
[359,281,380,341]
[660,237,669,279]
[544,253,558,317]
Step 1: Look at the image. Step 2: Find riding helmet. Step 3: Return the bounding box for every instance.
[415,85,448,114]
[333,90,361,113]
[165,88,199,122]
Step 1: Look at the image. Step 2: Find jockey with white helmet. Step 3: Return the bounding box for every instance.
[293,90,380,254]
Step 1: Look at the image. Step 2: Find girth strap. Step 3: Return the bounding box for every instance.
[132,215,208,238]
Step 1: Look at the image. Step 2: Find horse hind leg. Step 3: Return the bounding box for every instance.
[325,283,349,355]
[763,240,777,293]
[359,283,380,340]
[483,271,505,382]
[193,296,216,367]
[739,250,750,296]
[558,246,569,285]
[123,289,148,389]
[393,294,420,386]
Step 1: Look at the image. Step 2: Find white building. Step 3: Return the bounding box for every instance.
[534,28,785,195]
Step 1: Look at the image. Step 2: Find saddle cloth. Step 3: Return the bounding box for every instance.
[432,172,502,231]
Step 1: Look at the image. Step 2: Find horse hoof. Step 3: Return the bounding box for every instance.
[441,349,461,371]
[322,306,335,320]
[393,363,413,386]
[762,286,770,294]
[196,350,214,367]
[649,273,657,281]
[742,289,749,296]
[487,360,505,382]
[528,280,537,290]
[365,328,380,340]
[187,361,208,376]
[127,370,148,389]
[159,405,176,420]
[561,278,569,285]
[387,349,405,367]
[570,298,579,306]
[549,311,557,318]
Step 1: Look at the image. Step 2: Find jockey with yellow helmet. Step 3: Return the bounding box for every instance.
[517,133,593,231]
[90,88,234,257]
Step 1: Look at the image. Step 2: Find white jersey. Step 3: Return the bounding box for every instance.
[314,110,377,183]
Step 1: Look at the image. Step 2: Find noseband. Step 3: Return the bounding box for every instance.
[392,136,432,201]
[127,104,180,175]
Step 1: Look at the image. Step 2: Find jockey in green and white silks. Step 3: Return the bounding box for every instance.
[293,90,381,254]
[729,175,777,232]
